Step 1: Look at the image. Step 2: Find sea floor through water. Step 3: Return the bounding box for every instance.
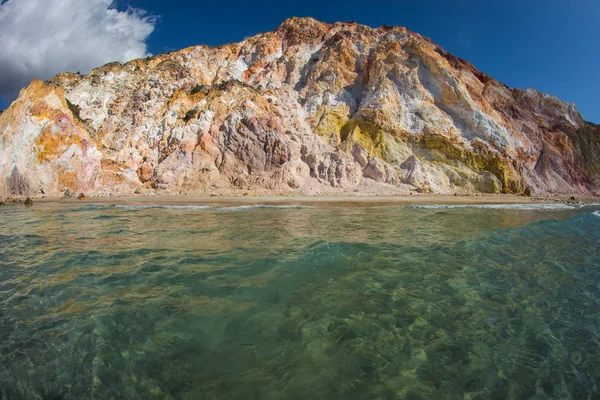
[1,203,600,399]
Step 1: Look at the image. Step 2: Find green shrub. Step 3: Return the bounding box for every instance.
[183,109,197,122]
[190,84,206,95]
[66,99,83,122]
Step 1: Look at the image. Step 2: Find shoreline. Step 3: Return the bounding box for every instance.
[21,193,598,208]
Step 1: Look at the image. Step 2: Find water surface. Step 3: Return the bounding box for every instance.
[1,203,599,399]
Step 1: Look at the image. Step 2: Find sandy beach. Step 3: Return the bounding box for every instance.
[27,193,597,208]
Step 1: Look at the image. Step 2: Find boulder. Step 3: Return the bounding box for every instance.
[363,157,398,185]
[352,143,369,168]
[399,156,430,190]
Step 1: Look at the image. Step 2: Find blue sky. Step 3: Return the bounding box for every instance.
[1,0,598,122]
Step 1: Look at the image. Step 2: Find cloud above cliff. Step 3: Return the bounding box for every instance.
[0,0,155,103]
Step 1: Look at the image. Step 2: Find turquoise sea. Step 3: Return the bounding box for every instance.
[1,203,600,399]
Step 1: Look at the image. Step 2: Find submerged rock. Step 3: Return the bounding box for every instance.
[24,197,33,206]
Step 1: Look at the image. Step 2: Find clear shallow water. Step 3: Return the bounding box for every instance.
[1,203,600,400]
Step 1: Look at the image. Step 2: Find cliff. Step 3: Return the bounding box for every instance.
[1,17,598,197]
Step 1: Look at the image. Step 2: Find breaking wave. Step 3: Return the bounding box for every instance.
[112,204,315,211]
[412,203,579,211]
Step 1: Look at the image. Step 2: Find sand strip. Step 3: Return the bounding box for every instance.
[29,194,597,208]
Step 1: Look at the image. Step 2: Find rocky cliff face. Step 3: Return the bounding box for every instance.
[1,17,598,197]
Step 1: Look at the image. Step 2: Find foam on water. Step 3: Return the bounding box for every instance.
[106,203,582,212]
[412,203,579,210]
[592,211,600,218]
[113,204,315,211]
[115,205,212,210]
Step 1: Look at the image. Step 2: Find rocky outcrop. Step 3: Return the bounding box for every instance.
[0,17,598,196]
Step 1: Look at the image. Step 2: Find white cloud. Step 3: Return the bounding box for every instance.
[0,0,156,101]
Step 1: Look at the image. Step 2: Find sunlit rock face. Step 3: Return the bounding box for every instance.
[1,17,598,196]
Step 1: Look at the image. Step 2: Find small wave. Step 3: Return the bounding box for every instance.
[113,204,314,211]
[412,203,578,211]
[592,211,600,218]
[115,205,212,210]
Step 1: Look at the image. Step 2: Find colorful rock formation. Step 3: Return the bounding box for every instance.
[1,17,598,196]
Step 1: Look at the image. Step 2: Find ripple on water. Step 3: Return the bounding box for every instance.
[0,205,599,399]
